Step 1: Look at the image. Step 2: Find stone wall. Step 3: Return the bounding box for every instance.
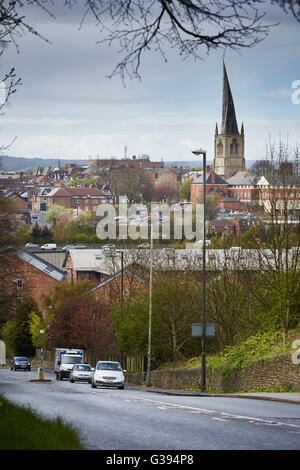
[126,352,300,392]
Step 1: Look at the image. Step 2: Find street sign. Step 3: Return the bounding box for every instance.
[192,323,215,338]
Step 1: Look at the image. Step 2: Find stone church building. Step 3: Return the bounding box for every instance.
[214,63,246,179]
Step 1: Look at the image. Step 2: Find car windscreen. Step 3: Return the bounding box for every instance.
[97,362,122,371]
[15,357,28,361]
[62,356,82,364]
[74,365,91,371]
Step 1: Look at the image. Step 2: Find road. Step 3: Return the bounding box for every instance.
[30,210,51,228]
[1,368,300,451]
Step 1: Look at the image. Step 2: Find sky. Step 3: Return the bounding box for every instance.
[1,1,300,163]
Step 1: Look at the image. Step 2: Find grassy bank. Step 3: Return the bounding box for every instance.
[156,327,300,377]
[0,395,83,450]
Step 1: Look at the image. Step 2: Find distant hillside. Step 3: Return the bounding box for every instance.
[0,155,257,172]
[165,160,256,169]
[0,155,88,172]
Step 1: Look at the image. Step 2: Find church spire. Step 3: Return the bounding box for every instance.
[221,62,238,135]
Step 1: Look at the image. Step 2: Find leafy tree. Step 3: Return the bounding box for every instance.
[31,222,42,242]
[40,225,53,243]
[45,204,68,225]
[2,298,40,356]
[115,168,153,203]
[153,175,179,203]
[40,279,116,352]
[179,179,192,201]
[0,195,28,326]
[112,277,201,365]
[243,140,300,343]
[44,282,117,352]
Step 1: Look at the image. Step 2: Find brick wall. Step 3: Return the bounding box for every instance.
[7,254,65,309]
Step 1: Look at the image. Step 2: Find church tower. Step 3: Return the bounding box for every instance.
[214,63,245,179]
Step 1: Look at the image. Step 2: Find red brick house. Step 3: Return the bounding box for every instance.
[150,168,182,184]
[92,269,147,305]
[207,218,240,236]
[4,249,66,310]
[47,187,112,212]
[191,168,228,204]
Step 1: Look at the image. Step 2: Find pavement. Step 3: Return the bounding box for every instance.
[126,384,300,405]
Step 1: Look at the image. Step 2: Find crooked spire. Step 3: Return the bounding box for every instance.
[221,62,239,135]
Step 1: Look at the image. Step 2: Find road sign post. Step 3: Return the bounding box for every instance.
[192,323,215,338]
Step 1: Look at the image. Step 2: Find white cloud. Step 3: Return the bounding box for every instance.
[1,3,300,164]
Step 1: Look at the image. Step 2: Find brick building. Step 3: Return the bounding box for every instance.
[47,187,112,212]
[191,168,228,204]
[4,249,66,310]
[226,171,259,203]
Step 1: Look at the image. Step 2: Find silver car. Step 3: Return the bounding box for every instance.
[91,361,126,390]
[69,364,93,383]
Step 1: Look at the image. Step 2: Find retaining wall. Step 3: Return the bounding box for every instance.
[126,352,300,392]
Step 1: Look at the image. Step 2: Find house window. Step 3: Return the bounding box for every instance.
[80,272,91,280]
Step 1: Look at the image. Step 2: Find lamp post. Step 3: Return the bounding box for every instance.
[40,329,44,369]
[192,148,207,392]
[66,267,73,348]
[146,222,153,387]
[115,249,124,306]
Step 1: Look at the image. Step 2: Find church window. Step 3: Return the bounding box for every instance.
[230,139,239,155]
[217,142,223,155]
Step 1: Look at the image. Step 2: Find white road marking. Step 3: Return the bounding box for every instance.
[116,394,300,430]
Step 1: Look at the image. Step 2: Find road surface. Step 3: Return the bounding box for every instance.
[1,368,300,451]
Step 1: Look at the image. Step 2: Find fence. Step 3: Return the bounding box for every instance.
[34,349,145,373]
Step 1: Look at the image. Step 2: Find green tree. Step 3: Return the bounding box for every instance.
[40,225,53,243]
[45,204,67,225]
[2,298,40,356]
[31,222,42,242]
[112,277,201,365]
[179,179,192,201]
[243,140,300,343]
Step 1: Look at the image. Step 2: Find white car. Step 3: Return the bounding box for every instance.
[69,364,93,383]
[62,245,75,251]
[91,361,126,390]
[41,243,57,250]
[25,243,39,249]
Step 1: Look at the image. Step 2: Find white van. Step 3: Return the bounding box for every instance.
[41,243,57,250]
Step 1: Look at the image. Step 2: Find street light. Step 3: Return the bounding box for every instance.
[191,148,207,392]
[146,223,153,387]
[66,267,73,348]
[115,249,125,306]
[40,329,44,369]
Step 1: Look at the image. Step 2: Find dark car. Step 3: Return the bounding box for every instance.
[10,356,31,371]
